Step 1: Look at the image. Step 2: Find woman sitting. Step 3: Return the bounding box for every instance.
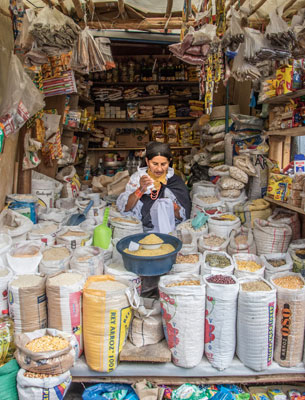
[116,142,191,232]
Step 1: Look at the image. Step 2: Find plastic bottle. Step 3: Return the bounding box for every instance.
[84,156,91,181]
[0,310,15,364]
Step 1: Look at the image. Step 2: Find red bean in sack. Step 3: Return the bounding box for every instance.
[181,32,194,54]
[186,45,202,55]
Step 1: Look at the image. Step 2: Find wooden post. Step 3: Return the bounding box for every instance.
[17,126,31,194]
[165,0,173,17]
[282,136,291,168]
[72,0,84,19]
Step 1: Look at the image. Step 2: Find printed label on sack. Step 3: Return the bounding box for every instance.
[119,306,132,352]
[267,301,275,366]
[280,303,291,360]
[69,291,82,352]
[43,388,50,399]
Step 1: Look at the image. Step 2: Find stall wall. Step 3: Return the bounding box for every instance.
[0,0,19,209]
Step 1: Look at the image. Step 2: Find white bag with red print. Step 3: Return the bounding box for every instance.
[204,274,239,370]
[158,273,205,368]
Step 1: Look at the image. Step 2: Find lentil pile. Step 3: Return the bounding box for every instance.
[236,260,262,272]
[139,234,163,245]
[203,234,226,247]
[234,233,248,245]
[273,275,304,289]
[166,280,200,287]
[268,259,286,267]
[124,243,175,257]
[25,335,69,352]
[206,253,231,268]
[206,275,236,284]
[176,253,199,264]
[241,281,271,292]
[198,195,219,204]
[211,214,236,221]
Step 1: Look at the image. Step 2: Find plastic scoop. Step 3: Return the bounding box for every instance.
[191,212,209,230]
[67,200,93,226]
[93,207,112,249]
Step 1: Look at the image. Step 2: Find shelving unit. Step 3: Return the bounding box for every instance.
[266,126,305,137]
[95,117,196,122]
[92,80,199,87]
[259,88,305,104]
[88,146,194,151]
[264,196,305,215]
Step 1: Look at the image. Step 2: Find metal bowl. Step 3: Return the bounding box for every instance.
[116,233,182,276]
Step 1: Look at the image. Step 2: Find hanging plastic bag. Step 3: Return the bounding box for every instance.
[0,53,45,136]
[150,198,175,234]
[265,5,295,48]
[82,383,138,400]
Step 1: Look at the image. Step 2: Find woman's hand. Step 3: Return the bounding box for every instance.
[173,202,181,219]
[139,175,154,193]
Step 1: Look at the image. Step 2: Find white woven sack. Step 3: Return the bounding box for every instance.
[128,298,164,347]
[110,217,143,240]
[253,219,292,255]
[170,252,202,275]
[0,233,12,266]
[191,181,217,199]
[237,277,276,371]
[0,266,13,314]
[76,199,107,222]
[288,239,305,256]
[268,208,300,241]
[261,253,293,281]
[233,253,264,279]
[228,227,256,256]
[0,209,33,243]
[17,369,71,400]
[56,227,91,250]
[47,271,86,357]
[40,245,71,275]
[191,193,223,219]
[175,230,198,253]
[208,215,241,238]
[7,242,42,275]
[271,272,305,367]
[159,273,205,368]
[198,234,229,253]
[202,251,234,276]
[104,261,142,295]
[204,274,239,370]
[111,238,123,264]
[70,246,104,278]
[38,208,68,224]
[28,222,61,247]
[176,219,208,241]
[219,191,247,213]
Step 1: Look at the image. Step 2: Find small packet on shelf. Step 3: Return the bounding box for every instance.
[267,389,287,400]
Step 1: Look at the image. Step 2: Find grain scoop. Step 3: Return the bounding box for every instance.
[93,207,112,249]
[67,200,93,226]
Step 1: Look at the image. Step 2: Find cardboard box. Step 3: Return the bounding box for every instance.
[116,133,150,148]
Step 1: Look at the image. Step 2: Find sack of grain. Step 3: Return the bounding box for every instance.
[28,222,60,247]
[190,181,217,199]
[0,233,12,266]
[191,193,223,219]
[170,252,202,275]
[233,199,272,228]
[248,153,268,200]
[14,328,75,374]
[176,219,208,242]
[237,277,276,371]
[288,239,305,256]
[159,274,205,368]
[56,227,91,250]
[39,245,71,275]
[202,251,234,275]
[0,266,13,314]
[76,199,106,222]
[128,298,164,347]
[104,261,142,295]
[70,247,103,277]
[111,238,123,264]
[110,216,143,240]
[261,253,293,281]
[228,227,256,255]
[47,271,85,357]
[291,250,305,277]
[268,208,300,241]
[7,242,42,275]
[0,209,33,243]
[233,253,264,279]
[198,233,229,253]
[204,274,239,370]
[219,190,247,213]
[253,219,292,255]
[17,369,71,400]
[38,208,69,224]
[271,272,305,367]
[9,274,47,334]
[83,275,136,372]
[208,214,241,238]
[175,230,198,253]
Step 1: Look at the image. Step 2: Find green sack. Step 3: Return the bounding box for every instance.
[0,359,19,400]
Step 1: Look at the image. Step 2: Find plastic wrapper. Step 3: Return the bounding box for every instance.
[266,5,295,48]
[244,28,275,64]
[193,24,217,45]
[222,7,244,51]
[0,53,45,136]
[229,166,248,184]
[233,155,257,176]
[232,43,261,81]
[219,176,245,190]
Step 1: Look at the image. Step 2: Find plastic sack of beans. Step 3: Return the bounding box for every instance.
[233,253,264,279]
[271,272,305,367]
[198,233,229,253]
[237,277,276,371]
[261,253,293,281]
[204,274,239,370]
[202,251,234,276]
[158,273,205,368]
[227,227,256,256]
[170,252,202,275]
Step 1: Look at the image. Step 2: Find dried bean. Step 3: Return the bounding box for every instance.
[206,275,236,284]
[242,281,271,292]
[273,275,304,289]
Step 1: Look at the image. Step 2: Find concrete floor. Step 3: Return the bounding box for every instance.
[65,383,86,399]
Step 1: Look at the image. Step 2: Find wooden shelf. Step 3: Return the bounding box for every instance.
[92,81,199,87]
[95,117,196,122]
[78,95,94,106]
[63,126,94,135]
[88,146,194,151]
[260,88,305,104]
[264,196,305,215]
[95,95,169,103]
[266,126,305,137]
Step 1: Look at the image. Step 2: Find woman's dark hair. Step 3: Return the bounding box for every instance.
[145,142,172,161]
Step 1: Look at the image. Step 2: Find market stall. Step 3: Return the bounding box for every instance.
[2,0,305,399]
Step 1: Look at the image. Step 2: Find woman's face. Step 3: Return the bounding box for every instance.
[146,155,170,177]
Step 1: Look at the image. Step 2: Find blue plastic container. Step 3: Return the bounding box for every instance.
[116,233,182,276]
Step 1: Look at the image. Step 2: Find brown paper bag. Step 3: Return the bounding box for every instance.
[132,380,164,400]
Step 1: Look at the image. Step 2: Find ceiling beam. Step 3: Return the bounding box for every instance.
[85,17,194,30]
